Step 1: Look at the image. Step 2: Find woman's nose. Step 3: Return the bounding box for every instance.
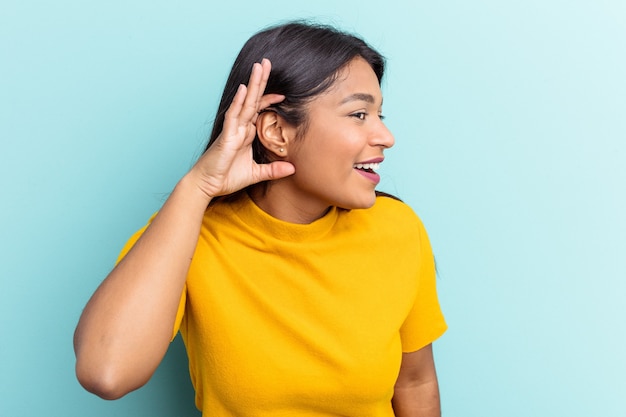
[372,121,395,149]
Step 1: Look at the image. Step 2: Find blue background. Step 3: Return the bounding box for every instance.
[1,1,624,416]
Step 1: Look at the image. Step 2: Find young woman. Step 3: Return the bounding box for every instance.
[74,21,447,416]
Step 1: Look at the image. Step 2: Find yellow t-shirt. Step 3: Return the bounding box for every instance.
[120,194,446,416]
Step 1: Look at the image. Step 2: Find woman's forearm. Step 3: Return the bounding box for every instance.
[73,174,211,399]
[392,379,441,417]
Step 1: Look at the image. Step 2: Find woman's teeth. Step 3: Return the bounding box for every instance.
[353,162,381,171]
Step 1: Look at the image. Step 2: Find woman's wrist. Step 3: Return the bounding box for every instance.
[174,172,215,209]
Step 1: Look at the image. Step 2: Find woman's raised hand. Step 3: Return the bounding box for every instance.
[74,60,295,400]
[187,59,295,201]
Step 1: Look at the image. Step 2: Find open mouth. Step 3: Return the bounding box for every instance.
[353,162,381,173]
[353,162,381,184]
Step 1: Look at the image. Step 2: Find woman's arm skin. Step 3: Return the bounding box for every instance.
[392,344,442,417]
[73,59,294,400]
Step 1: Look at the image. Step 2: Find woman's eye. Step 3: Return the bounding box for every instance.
[351,112,367,120]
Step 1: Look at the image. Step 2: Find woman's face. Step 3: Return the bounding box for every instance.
[285,57,395,214]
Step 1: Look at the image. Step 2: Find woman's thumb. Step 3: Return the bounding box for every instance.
[256,161,295,182]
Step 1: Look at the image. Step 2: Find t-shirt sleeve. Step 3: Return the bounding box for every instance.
[115,215,187,342]
[399,217,447,352]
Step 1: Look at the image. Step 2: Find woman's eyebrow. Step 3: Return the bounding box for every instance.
[340,93,376,104]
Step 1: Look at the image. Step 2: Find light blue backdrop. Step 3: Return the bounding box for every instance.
[1,1,624,416]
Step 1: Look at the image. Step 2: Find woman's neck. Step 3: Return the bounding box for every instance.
[248,181,332,225]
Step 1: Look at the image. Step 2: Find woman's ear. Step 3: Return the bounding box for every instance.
[256,110,295,158]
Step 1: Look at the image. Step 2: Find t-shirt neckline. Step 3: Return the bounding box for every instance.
[229,193,340,242]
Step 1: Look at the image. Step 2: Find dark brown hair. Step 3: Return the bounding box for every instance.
[205,21,386,202]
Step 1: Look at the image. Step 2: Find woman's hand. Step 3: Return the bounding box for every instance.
[187,58,295,200]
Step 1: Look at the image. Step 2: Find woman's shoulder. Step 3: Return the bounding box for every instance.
[344,191,428,234]
[372,191,420,220]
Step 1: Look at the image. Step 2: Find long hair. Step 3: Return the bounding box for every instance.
[205,21,385,202]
